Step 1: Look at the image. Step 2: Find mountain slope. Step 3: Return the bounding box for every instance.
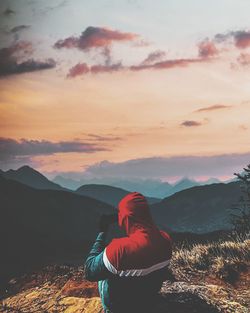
[0,176,115,281]
[76,184,160,206]
[151,182,241,233]
[1,165,66,191]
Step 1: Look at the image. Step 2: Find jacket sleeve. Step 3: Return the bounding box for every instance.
[84,232,112,282]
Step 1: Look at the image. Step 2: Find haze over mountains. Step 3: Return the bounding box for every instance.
[76,184,160,206]
[0,165,224,201]
[53,173,223,198]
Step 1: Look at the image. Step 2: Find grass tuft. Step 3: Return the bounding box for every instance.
[171,233,250,284]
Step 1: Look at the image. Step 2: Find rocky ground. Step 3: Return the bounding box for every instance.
[0,264,249,313]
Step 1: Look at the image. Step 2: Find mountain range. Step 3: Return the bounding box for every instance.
[75,184,160,206]
[0,165,241,282]
[53,174,223,198]
[0,166,159,206]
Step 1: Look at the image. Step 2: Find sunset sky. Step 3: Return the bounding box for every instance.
[1,0,250,182]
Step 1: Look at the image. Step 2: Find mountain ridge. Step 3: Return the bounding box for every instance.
[76,183,160,206]
[53,174,226,198]
[1,165,66,191]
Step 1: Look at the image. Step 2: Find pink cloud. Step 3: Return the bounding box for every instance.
[234,31,250,49]
[54,26,138,51]
[67,63,89,78]
[67,62,124,78]
[130,58,203,71]
[198,40,219,58]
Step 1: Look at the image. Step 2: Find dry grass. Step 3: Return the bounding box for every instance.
[171,233,250,284]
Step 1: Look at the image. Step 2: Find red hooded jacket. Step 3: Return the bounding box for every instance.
[103,192,172,276]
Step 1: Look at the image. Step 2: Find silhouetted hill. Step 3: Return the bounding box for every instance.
[151,182,241,233]
[1,165,66,191]
[0,176,115,282]
[76,184,160,206]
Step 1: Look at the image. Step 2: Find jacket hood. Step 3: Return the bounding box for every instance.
[118,192,156,235]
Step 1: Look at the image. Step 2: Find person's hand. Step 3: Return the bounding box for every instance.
[99,213,118,232]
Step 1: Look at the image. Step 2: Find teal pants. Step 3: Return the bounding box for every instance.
[98,280,111,313]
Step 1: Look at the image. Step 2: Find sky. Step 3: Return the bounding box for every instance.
[0,0,250,182]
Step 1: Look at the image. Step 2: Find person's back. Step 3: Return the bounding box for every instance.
[84,192,172,313]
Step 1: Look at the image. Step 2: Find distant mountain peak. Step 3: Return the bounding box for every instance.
[19,165,33,170]
[3,165,66,191]
[15,165,46,176]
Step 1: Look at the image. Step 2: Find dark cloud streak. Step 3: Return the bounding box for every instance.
[141,50,167,65]
[86,134,123,141]
[10,25,31,33]
[0,137,109,160]
[2,8,15,16]
[215,30,250,49]
[0,41,56,77]
[194,104,232,113]
[181,120,202,127]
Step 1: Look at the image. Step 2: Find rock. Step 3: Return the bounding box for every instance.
[61,279,99,298]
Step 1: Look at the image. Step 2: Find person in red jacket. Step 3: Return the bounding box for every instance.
[84,192,172,313]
